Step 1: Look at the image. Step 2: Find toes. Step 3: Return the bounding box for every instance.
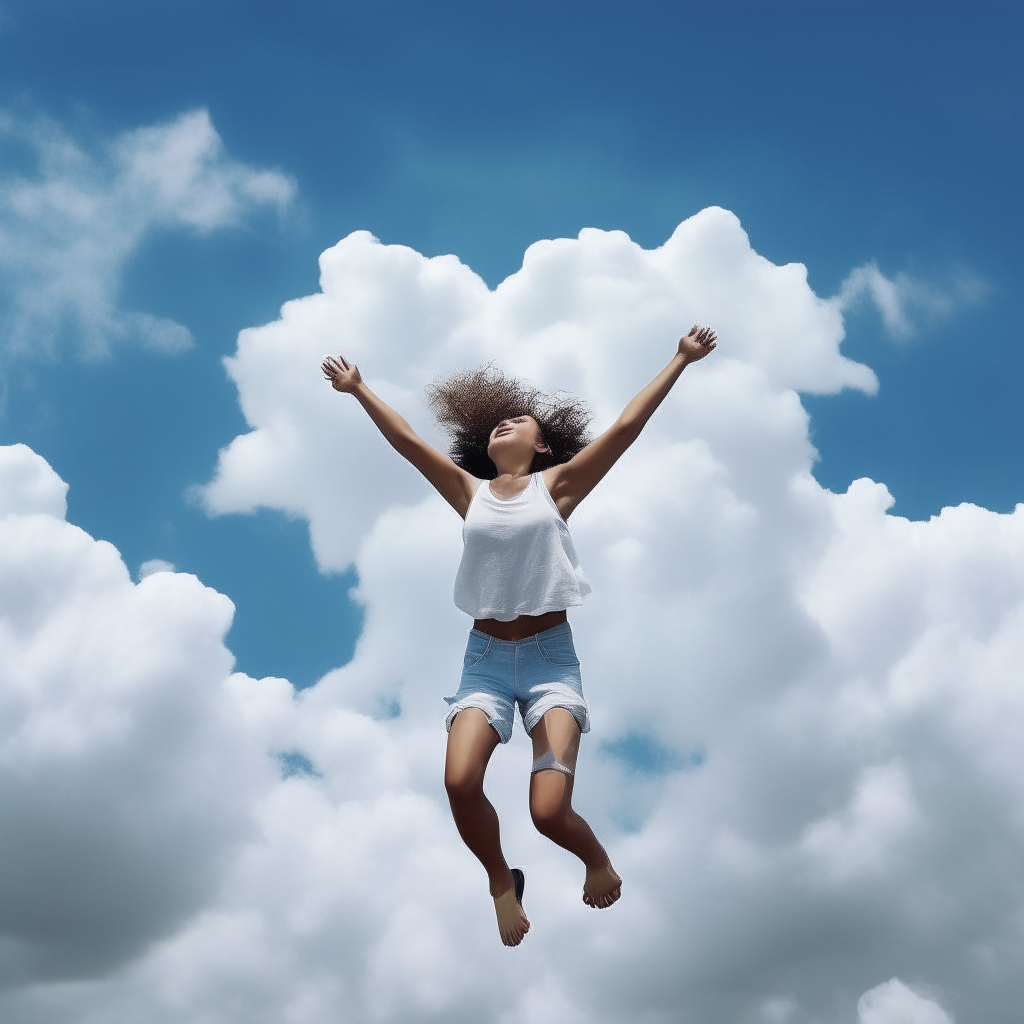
[500,909,531,946]
[583,881,622,909]
[502,921,530,947]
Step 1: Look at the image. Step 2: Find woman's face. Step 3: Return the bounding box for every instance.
[487,415,548,464]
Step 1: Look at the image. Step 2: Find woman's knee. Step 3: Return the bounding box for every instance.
[530,786,570,835]
[444,765,484,805]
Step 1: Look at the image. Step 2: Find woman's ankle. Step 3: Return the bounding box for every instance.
[488,866,515,898]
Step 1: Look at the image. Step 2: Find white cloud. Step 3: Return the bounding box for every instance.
[0,108,295,360]
[3,209,1024,1022]
[201,209,877,572]
[138,559,176,579]
[0,442,67,517]
[798,762,922,882]
[0,445,268,985]
[833,261,985,340]
[858,979,954,1024]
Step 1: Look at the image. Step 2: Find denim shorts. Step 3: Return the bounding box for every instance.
[444,622,591,744]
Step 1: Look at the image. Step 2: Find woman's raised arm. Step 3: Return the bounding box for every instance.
[543,326,717,519]
[323,355,478,518]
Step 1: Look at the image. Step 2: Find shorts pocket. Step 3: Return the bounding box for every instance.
[464,634,491,669]
[537,633,580,666]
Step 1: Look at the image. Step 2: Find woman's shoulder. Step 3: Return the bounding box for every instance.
[539,467,562,494]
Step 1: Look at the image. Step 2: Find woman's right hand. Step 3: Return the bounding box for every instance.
[322,354,362,393]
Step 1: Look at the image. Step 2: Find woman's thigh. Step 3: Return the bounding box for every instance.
[445,707,502,791]
[517,625,590,737]
[444,632,516,743]
[529,707,582,771]
[528,709,580,820]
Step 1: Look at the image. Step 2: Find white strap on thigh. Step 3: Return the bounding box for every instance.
[531,749,574,776]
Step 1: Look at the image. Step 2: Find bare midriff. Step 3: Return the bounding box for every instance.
[473,609,567,641]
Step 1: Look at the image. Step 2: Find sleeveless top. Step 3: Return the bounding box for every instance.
[454,473,592,622]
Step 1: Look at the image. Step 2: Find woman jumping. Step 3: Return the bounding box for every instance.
[322,325,716,946]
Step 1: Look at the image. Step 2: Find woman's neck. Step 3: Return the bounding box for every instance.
[488,471,533,501]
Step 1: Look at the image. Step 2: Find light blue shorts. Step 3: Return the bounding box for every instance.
[444,622,591,744]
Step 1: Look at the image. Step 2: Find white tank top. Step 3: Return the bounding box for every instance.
[454,473,592,622]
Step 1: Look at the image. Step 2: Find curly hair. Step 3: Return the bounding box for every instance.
[426,365,593,479]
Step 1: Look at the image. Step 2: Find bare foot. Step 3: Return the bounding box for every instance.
[493,882,530,946]
[583,861,622,909]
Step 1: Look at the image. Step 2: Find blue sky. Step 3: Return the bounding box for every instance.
[1,0,1020,689]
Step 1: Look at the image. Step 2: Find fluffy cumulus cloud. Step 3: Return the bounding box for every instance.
[0,445,269,988]
[0,108,294,359]
[3,209,1023,1023]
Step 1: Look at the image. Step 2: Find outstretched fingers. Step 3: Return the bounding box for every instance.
[679,325,717,362]
[321,353,361,391]
[689,325,717,347]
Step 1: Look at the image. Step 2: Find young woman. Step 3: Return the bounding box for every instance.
[322,325,716,946]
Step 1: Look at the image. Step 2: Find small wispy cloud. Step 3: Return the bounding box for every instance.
[138,559,176,580]
[833,260,987,340]
[0,108,296,361]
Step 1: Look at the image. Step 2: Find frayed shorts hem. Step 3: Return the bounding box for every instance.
[444,695,590,744]
[444,697,514,743]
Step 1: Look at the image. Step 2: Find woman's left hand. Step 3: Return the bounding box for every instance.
[322,354,363,393]
[677,325,717,363]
